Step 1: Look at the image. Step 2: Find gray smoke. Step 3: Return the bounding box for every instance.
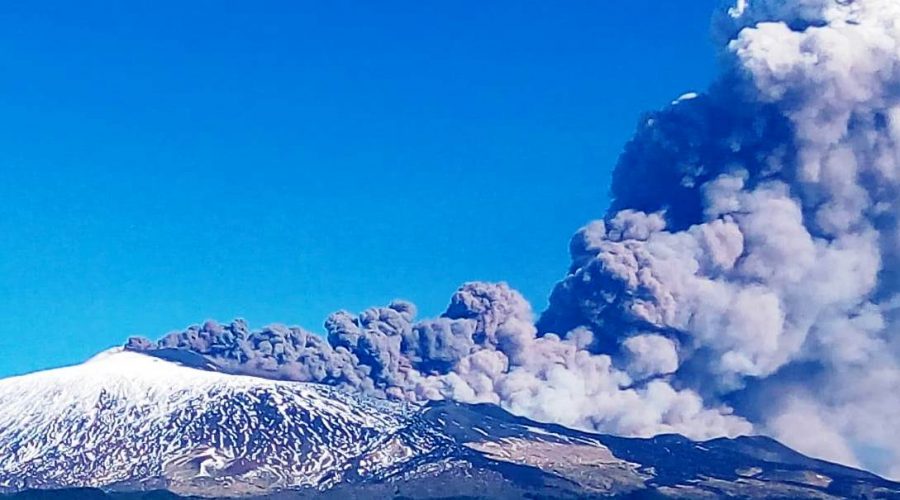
[539,0,900,478]
[128,281,750,441]
[127,0,900,479]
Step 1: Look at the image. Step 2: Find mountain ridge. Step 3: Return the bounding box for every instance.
[1,350,898,499]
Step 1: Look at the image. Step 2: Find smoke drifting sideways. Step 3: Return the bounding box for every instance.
[127,0,900,479]
[127,281,749,441]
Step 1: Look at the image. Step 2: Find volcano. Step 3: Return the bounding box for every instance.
[0,349,897,499]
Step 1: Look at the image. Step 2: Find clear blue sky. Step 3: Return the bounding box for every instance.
[0,1,718,377]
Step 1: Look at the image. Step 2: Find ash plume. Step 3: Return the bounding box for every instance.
[128,0,900,479]
[540,0,900,478]
[128,282,750,441]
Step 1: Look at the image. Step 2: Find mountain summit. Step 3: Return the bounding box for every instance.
[0,350,897,499]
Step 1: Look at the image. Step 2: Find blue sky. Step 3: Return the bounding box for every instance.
[0,1,718,377]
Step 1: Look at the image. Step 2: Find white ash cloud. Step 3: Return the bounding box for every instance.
[128,0,900,479]
[622,334,679,379]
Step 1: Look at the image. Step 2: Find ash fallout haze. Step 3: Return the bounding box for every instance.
[2,0,900,495]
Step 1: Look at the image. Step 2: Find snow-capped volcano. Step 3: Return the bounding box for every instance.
[1,350,898,499]
[0,349,417,496]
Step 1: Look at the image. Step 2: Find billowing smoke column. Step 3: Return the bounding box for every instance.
[540,0,900,478]
[127,0,900,478]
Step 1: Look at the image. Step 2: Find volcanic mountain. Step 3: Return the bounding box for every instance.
[0,350,897,499]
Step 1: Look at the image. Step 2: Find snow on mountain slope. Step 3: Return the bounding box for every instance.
[0,350,417,496]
